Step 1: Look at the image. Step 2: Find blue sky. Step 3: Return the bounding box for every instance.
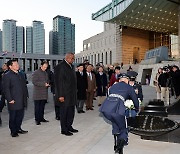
[0,0,111,54]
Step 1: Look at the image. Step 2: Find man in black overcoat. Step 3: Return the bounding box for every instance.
[76,63,87,113]
[2,59,28,137]
[54,53,78,136]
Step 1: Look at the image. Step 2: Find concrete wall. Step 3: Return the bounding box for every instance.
[137,61,180,86]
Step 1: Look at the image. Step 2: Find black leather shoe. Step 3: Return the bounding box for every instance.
[61,131,73,136]
[55,117,60,120]
[36,121,41,125]
[17,129,28,134]
[41,119,49,122]
[81,110,85,113]
[116,139,125,154]
[69,128,78,133]
[11,133,19,137]
[78,111,82,113]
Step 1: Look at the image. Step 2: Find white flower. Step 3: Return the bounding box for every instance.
[124,100,134,109]
[124,99,142,109]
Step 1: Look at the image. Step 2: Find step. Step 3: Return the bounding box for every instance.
[144,106,167,112]
[139,110,168,117]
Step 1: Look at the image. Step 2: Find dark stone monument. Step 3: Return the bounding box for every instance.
[128,115,179,137]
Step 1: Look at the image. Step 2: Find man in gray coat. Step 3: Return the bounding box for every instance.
[32,61,50,125]
[54,53,78,136]
[3,59,28,137]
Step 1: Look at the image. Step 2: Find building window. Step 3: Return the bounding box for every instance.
[106,52,108,64]
[94,54,96,65]
[91,55,93,64]
[98,53,100,63]
[110,51,112,64]
[101,53,103,64]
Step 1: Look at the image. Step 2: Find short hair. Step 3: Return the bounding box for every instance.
[7,59,18,67]
[115,66,120,70]
[41,60,48,66]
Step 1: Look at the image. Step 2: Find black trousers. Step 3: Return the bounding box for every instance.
[53,95,60,118]
[59,105,75,132]
[9,109,24,134]
[34,100,46,122]
[0,94,6,112]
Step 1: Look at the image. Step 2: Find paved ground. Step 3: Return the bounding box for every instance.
[0,83,180,154]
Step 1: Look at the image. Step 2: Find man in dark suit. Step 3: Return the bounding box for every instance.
[76,63,87,113]
[0,63,9,126]
[2,59,29,137]
[54,53,78,136]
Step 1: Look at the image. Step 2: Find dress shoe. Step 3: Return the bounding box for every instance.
[61,131,73,136]
[69,128,78,133]
[115,139,126,154]
[78,111,82,113]
[41,119,49,122]
[17,129,28,134]
[86,108,89,111]
[36,121,41,125]
[81,110,85,113]
[11,133,19,137]
[55,117,60,120]
[98,104,101,106]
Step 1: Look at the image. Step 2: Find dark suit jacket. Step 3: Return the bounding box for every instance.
[96,73,108,96]
[2,70,28,110]
[54,60,77,107]
[76,71,87,100]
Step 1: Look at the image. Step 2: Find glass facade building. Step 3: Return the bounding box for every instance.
[2,19,17,52]
[0,29,2,51]
[26,26,33,54]
[16,26,25,53]
[32,21,45,54]
[52,15,75,55]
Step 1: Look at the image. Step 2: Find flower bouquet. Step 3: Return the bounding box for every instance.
[124,99,142,118]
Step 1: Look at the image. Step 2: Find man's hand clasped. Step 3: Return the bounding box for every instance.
[59,97,65,103]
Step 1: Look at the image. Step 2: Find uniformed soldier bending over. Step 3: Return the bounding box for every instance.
[99,73,139,154]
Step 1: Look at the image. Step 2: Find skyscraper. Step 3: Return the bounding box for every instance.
[51,15,75,55]
[2,19,17,52]
[16,26,25,53]
[32,21,45,54]
[26,26,33,53]
[0,29,2,51]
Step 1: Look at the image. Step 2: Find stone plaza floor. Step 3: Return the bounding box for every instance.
[0,85,180,154]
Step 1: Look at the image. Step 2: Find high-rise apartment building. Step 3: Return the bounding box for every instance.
[26,26,33,54]
[0,29,2,51]
[16,26,25,53]
[32,21,45,54]
[2,19,17,52]
[51,15,75,55]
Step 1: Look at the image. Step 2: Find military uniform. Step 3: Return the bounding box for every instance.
[131,81,143,101]
[99,77,139,153]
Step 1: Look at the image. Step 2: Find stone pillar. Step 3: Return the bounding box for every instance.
[50,60,53,71]
[178,5,180,58]
[25,59,28,72]
[116,24,123,64]
[32,59,34,72]
[37,59,41,68]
